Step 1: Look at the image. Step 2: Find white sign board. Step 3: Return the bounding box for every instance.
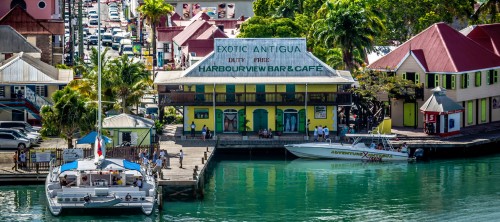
[63,149,84,162]
[35,151,52,162]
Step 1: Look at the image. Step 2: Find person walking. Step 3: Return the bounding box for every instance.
[313,126,318,142]
[178,149,184,168]
[324,126,329,140]
[201,125,207,141]
[191,121,196,138]
[11,151,18,171]
[318,125,324,142]
[19,151,26,170]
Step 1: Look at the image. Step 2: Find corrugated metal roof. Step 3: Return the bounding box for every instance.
[0,52,72,84]
[466,23,500,56]
[0,5,52,35]
[368,22,500,73]
[157,26,184,42]
[102,113,154,128]
[172,20,211,46]
[197,25,228,39]
[0,25,41,53]
[420,87,464,113]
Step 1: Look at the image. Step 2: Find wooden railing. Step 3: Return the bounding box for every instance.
[158,92,352,106]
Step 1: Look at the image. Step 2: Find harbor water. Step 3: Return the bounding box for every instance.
[2,153,500,221]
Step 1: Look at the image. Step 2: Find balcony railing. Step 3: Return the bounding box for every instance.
[158,92,352,106]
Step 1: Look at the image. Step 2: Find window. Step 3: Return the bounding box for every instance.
[0,86,4,98]
[442,75,455,90]
[195,109,209,119]
[481,98,486,122]
[35,85,47,97]
[402,72,419,84]
[427,74,436,88]
[461,73,469,89]
[163,42,171,53]
[475,71,481,87]
[488,70,498,84]
[386,72,396,77]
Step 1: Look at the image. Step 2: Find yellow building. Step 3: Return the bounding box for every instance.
[154,38,354,136]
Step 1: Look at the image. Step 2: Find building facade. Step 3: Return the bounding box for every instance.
[155,38,354,136]
[368,23,500,128]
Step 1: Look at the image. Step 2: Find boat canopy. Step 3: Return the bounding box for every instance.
[60,161,78,173]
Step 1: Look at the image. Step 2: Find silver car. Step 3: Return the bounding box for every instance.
[0,132,31,149]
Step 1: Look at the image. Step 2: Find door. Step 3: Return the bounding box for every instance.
[298,109,306,133]
[403,103,416,127]
[226,85,235,102]
[12,109,24,121]
[121,132,131,145]
[216,109,223,133]
[256,84,265,102]
[286,84,295,101]
[195,85,205,101]
[12,86,25,99]
[253,109,268,132]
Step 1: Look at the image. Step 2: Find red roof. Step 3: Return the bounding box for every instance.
[197,25,228,39]
[172,20,211,46]
[466,23,500,56]
[0,5,63,35]
[157,26,184,42]
[368,22,500,73]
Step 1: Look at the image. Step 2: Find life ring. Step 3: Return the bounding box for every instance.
[125,193,132,201]
[84,195,91,203]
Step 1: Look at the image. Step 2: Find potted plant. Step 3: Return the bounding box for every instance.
[241,118,251,140]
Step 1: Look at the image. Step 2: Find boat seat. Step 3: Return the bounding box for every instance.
[114,191,146,202]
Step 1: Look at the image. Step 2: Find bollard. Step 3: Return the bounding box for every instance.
[195,165,199,171]
[201,157,205,164]
[206,146,209,152]
[193,168,198,180]
[166,156,171,168]
[204,152,207,160]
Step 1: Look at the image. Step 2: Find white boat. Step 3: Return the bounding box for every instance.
[285,133,412,161]
[45,158,157,215]
[45,4,157,215]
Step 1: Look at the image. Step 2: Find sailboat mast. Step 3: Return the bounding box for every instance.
[97,0,102,135]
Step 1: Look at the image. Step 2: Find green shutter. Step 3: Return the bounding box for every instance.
[487,71,491,85]
[475,72,481,87]
[298,109,306,133]
[402,73,407,80]
[215,109,223,133]
[415,73,420,84]
[442,75,447,89]
[435,74,439,87]
[466,73,470,87]
[481,99,486,122]
[276,109,283,132]
[461,74,466,89]
[238,109,246,132]
[495,71,498,83]
[451,75,456,89]
[467,101,473,125]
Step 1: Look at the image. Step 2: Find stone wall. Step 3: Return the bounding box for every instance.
[36,35,52,65]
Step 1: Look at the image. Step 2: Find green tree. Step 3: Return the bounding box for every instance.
[312,0,384,70]
[471,0,500,23]
[40,87,97,148]
[238,16,303,37]
[108,55,152,113]
[138,0,174,64]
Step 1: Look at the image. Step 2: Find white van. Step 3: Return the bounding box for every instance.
[102,33,113,46]
[119,39,132,54]
[112,32,129,50]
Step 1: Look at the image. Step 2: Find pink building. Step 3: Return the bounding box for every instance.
[0,0,61,20]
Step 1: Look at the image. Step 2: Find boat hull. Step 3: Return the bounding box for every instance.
[285,142,409,161]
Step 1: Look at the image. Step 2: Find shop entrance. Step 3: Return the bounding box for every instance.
[253,109,268,132]
[283,109,298,133]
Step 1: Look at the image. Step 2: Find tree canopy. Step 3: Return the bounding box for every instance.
[138,0,174,61]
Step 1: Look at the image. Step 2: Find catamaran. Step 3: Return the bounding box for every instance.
[285,133,413,161]
[45,2,156,215]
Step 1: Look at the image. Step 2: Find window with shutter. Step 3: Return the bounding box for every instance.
[35,85,46,97]
[435,74,439,87]
[442,75,447,89]
[451,75,456,89]
[495,71,498,83]
[402,73,407,80]
[461,74,467,89]
[475,72,481,87]
[487,70,493,85]
[415,73,420,85]
[427,74,436,88]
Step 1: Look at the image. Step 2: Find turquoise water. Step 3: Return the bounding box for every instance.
[2,154,500,221]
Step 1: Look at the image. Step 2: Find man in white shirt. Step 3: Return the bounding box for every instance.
[154,158,163,174]
[178,149,184,168]
[317,125,324,142]
[19,151,26,169]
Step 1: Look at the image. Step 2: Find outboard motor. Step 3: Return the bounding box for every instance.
[414,148,425,161]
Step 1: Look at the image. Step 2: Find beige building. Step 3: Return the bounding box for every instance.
[368,22,500,128]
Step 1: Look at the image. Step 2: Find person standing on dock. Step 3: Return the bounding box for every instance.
[19,151,26,169]
[11,151,18,171]
[202,125,207,141]
[191,121,196,138]
[179,149,184,168]
[313,126,318,142]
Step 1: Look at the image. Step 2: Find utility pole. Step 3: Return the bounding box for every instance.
[68,0,73,65]
[78,0,84,61]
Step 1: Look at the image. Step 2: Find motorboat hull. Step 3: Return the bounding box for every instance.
[285,142,410,161]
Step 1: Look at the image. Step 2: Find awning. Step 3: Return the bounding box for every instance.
[60,161,78,173]
[123,160,141,171]
[77,131,112,144]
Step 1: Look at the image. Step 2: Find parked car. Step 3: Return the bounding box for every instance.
[119,44,133,56]
[0,121,41,132]
[102,33,113,46]
[88,35,98,45]
[12,127,41,138]
[0,132,31,149]
[0,128,38,144]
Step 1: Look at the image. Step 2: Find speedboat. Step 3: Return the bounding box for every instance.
[45,157,157,216]
[285,133,413,161]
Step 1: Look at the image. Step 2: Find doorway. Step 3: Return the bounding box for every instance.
[253,109,268,132]
[223,109,238,133]
[283,109,298,133]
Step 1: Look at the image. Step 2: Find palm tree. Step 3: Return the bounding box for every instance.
[312,0,384,71]
[138,0,174,67]
[108,55,152,114]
